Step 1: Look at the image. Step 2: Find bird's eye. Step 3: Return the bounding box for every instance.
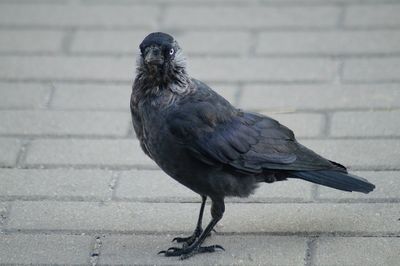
[169,48,174,55]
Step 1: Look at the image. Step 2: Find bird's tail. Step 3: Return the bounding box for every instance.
[291,170,375,194]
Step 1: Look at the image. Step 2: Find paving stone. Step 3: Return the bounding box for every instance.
[0,55,132,81]
[0,202,7,226]
[331,110,400,137]
[99,234,307,265]
[51,83,130,110]
[300,139,400,169]
[164,6,340,29]
[0,110,130,136]
[0,169,112,199]
[343,58,400,82]
[70,30,148,53]
[0,82,51,108]
[0,30,64,52]
[116,170,313,202]
[239,84,400,111]
[6,202,400,234]
[24,139,155,167]
[0,4,158,27]
[189,58,338,82]
[256,30,400,55]
[262,112,324,138]
[0,56,338,83]
[0,234,92,265]
[314,237,400,266]
[318,171,400,201]
[345,4,400,27]
[179,31,250,55]
[0,138,20,167]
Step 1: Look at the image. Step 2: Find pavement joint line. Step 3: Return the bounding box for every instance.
[2,197,400,204]
[44,82,56,109]
[107,171,120,202]
[304,236,318,266]
[2,229,400,238]
[322,112,332,137]
[60,27,77,55]
[2,163,400,171]
[15,139,30,169]
[3,134,400,141]
[89,235,103,266]
[336,3,346,29]
[6,50,400,58]
[1,106,400,113]
[2,24,400,31]
[156,2,167,29]
[311,184,319,202]
[234,82,244,107]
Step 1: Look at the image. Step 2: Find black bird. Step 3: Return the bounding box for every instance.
[130,32,375,259]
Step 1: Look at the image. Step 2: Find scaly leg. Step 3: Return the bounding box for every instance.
[172,195,207,246]
[159,198,225,259]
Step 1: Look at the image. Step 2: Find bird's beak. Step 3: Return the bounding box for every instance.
[144,46,164,65]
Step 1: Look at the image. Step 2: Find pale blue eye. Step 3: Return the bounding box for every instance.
[169,48,174,55]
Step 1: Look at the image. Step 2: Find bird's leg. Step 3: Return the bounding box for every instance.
[159,198,225,259]
[172,195,207,246]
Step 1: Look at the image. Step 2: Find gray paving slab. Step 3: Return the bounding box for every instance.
[256,30,400,55]
[164,6,340,29]
[0,82,51,108]
[6,202,400,234]
[331,110,400,137]
[116,170,313,202]
[71,29,148,54]
[0,30,64,52]
[239,84,400,111]
[98,234,307,266]
[51,83,131,110]
[300,139,400,169]
[0,234,92,265]
[0,4,158,27]
[343,58,400,82]
[0,110,130,136]
[0,168,112,199]
[0,55,132,81]
[314,237,400,266]
[189,58,338,82]
[24,139,155,167]
[179,31,250,56]
[262,112,324,138]
[0,138,20,167]
[345,4,400,27]
[318,171,400,201]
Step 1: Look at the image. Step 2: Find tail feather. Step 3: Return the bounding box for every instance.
[292,170,375,194]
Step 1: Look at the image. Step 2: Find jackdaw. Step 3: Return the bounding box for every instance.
[130,32,375,259]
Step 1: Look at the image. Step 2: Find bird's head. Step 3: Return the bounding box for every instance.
[138,32,185,74]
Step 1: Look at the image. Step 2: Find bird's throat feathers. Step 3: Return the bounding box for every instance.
[133,49,193,107]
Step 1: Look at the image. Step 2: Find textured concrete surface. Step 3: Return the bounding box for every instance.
[0,0,399,265]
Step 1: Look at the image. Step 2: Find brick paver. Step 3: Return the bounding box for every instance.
[0,0,399,265]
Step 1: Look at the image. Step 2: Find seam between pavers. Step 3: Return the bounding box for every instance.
[61,27,77,55]
[15,139,30,168]
[304,236,318,266]
[4,164,400,171]
[2,228,400,237]
[3,196,400,204]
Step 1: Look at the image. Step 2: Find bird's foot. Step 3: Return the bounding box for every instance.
[172,228,203,246]
[158,244,224,260]
[172,228,216,246]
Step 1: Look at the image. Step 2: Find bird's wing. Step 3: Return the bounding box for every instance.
[166,83,336,174]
